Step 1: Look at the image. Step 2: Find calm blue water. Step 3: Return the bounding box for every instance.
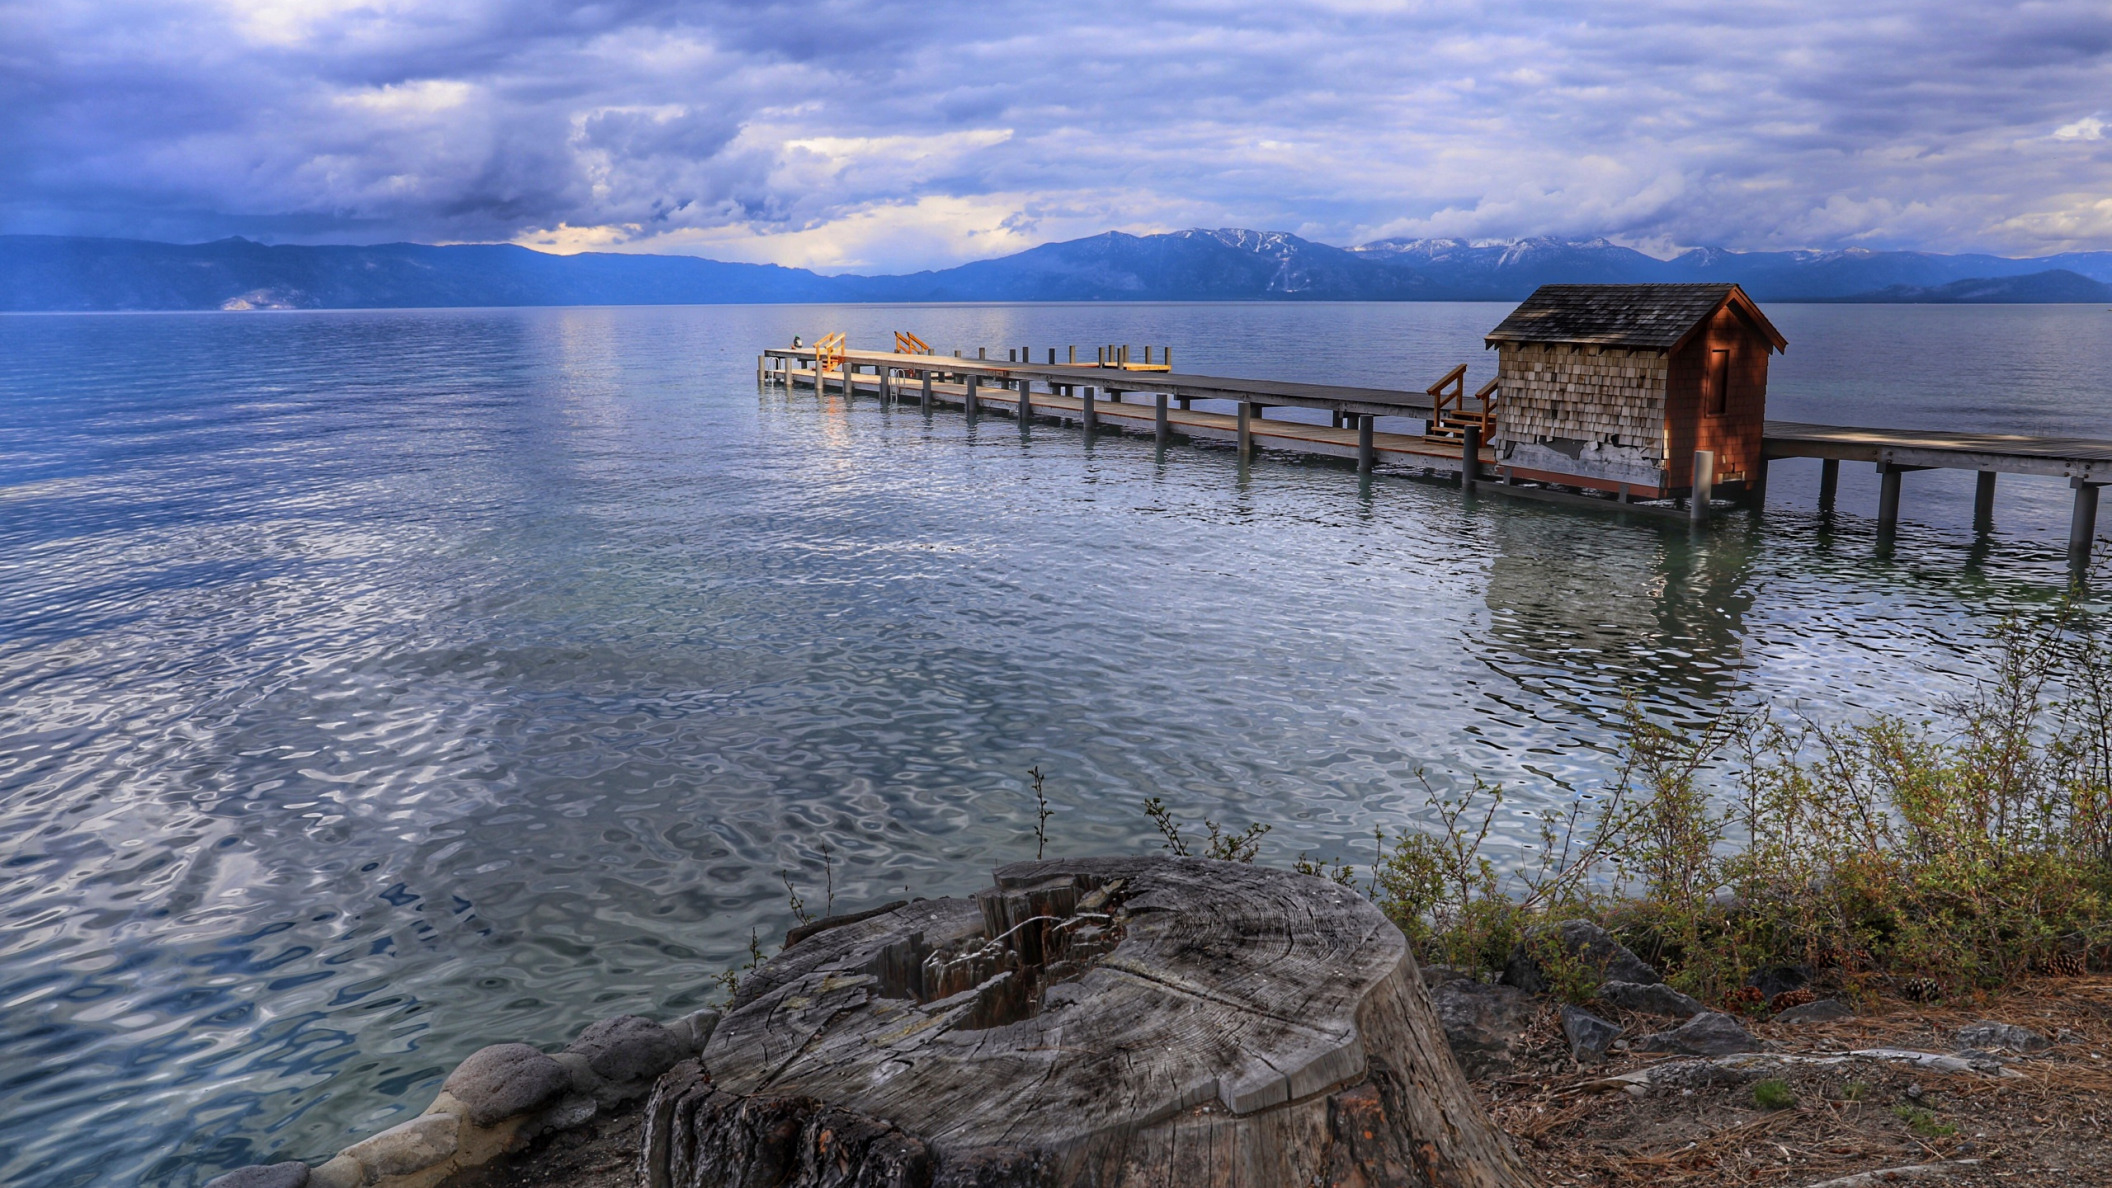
[1,302,2107,1186]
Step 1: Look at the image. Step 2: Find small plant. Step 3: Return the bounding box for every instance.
[1295,853,1359,887]
[713,926,769,999]
[1027,766,1054,859]
[1143,797,1269,862]
[1892,1105,1957,1138]
[1752,1079,1796,1110]
[780,869,812,925]
[1842,1080,1870,1103]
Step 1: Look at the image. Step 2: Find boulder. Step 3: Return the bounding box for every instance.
[1774,999,1854,1025]
[1502,920,1658,995]
[1634,1011,1762,1056]
[341,1115,458,1179]
[440,1043,572,1127]
[203,1163,309,1188]
[1428,977,1538,1078]
[1745,965,1812,999]
[564,1014,687,1084]
[1955,1021,2051,1054]
[1596,980,1704,1019]
[1560,1006,1622,1062]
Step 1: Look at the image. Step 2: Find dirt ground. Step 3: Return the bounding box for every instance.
[456,975,2112,1188]
[1491,975,2112,1186]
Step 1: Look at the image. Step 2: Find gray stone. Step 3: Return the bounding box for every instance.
[342,1115,458,1178]
[1560,1005,1622,1062]
[1745,965,1812,999]
[564,1014,686,1084]
[1502,919,1658,995]
[1597,979,1705,1019]
[441,1043,572,1127]
[1635,1010,1763,1056]
[1419,965,1476,987]
[305,1156,362,1188]
[669,1008,722,1053]
[1955,1021,2051,1054]
[204,1163,310,1188]
[1774,998,1854,1025]
[1428,978,1537,1078]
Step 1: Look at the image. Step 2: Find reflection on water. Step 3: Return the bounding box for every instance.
[0,303,2101,1187]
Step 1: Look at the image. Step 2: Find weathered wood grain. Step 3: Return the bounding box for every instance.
[644,857,1534,1188]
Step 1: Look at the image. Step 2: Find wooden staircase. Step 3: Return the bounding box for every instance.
[1422,364,1499,445]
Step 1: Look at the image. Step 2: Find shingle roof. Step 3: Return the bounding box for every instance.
[1484,283,1786,352]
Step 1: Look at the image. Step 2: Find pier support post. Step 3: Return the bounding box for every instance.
[2071,479,2102,568]
[1358,415,1376,475]
[965,374,979,417]
[1691,450,1715,524]
[1018,379,1032,422]
[1974,471,1997,531]
[919,369,931,406]
[1878,463,1903,533]
[1819,459,1839,512]
[1238,402,1255,459]
[879,366,891,403]
[1748,456,1769,509]
[1082,387,1097,434]
[1461,424,1480,490]
[1155,393,1169,445]
[1177,396,1191,411]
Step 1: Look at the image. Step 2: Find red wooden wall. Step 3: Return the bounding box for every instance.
[1663,303,1772,491]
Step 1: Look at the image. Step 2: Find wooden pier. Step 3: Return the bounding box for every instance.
[758,345,2111,569]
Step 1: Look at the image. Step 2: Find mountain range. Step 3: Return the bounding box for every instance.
[5,228,2111,311]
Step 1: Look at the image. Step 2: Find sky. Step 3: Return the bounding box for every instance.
[2,0,2110,272]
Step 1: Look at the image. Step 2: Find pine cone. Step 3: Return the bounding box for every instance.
[2048,951,2086,978]
[1899,976,1942,1003]
[1770,988,1817,1011]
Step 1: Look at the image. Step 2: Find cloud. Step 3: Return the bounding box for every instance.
[3,0,2112,265]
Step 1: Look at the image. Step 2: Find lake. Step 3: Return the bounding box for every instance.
[1,301,2107,1186]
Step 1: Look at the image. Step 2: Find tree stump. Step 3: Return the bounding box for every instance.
[643,857,1536,1188]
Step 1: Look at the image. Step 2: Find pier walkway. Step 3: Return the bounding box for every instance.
[759,347,2110,568]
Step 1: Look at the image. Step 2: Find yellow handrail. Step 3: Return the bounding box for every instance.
[815,332,847,375]
[893,331,930,355]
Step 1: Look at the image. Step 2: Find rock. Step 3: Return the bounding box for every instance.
[441,1043,572,1127]
[1419,965,1477,987]
[1775,998,1854,1025]
[1502,919,1658,995]
[1635,1011,1763,1056]
[1597,979,1705,1019]
[1955,1021,2051,1054]
[669,1007,721,1053]
[341,1115,458,1178]
[1427,977,1537,1077]
[203,1163,310,1188]
[306,1157,362,1188]
[1561,1005,1622,1062]
[1745,964,1812,999]
[564,1014,686,1084]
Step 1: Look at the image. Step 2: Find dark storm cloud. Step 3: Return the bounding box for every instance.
[2,0,2110,267]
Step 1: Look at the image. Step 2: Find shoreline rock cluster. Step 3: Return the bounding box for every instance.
[204,1010,718,1188]
[1427,918,1861,1073]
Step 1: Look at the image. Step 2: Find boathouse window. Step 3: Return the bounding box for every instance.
[1707,349,1730,416]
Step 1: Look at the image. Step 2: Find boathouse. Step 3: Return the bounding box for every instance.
[1484,283,1787,497]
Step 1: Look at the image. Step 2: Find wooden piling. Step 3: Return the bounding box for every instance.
[1155,393,1169,445]
[1358,415,1376,474]
[966,374,980,416]
[1238,402,1255,458]
[2071,479,2101,566]
[1819,458,1840,512]
[1082,387,1097,433]
[1878,464,1903,532]
[1460,424,1480,489]
[1975,471,1997,530]
[1691,449,1715,524]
